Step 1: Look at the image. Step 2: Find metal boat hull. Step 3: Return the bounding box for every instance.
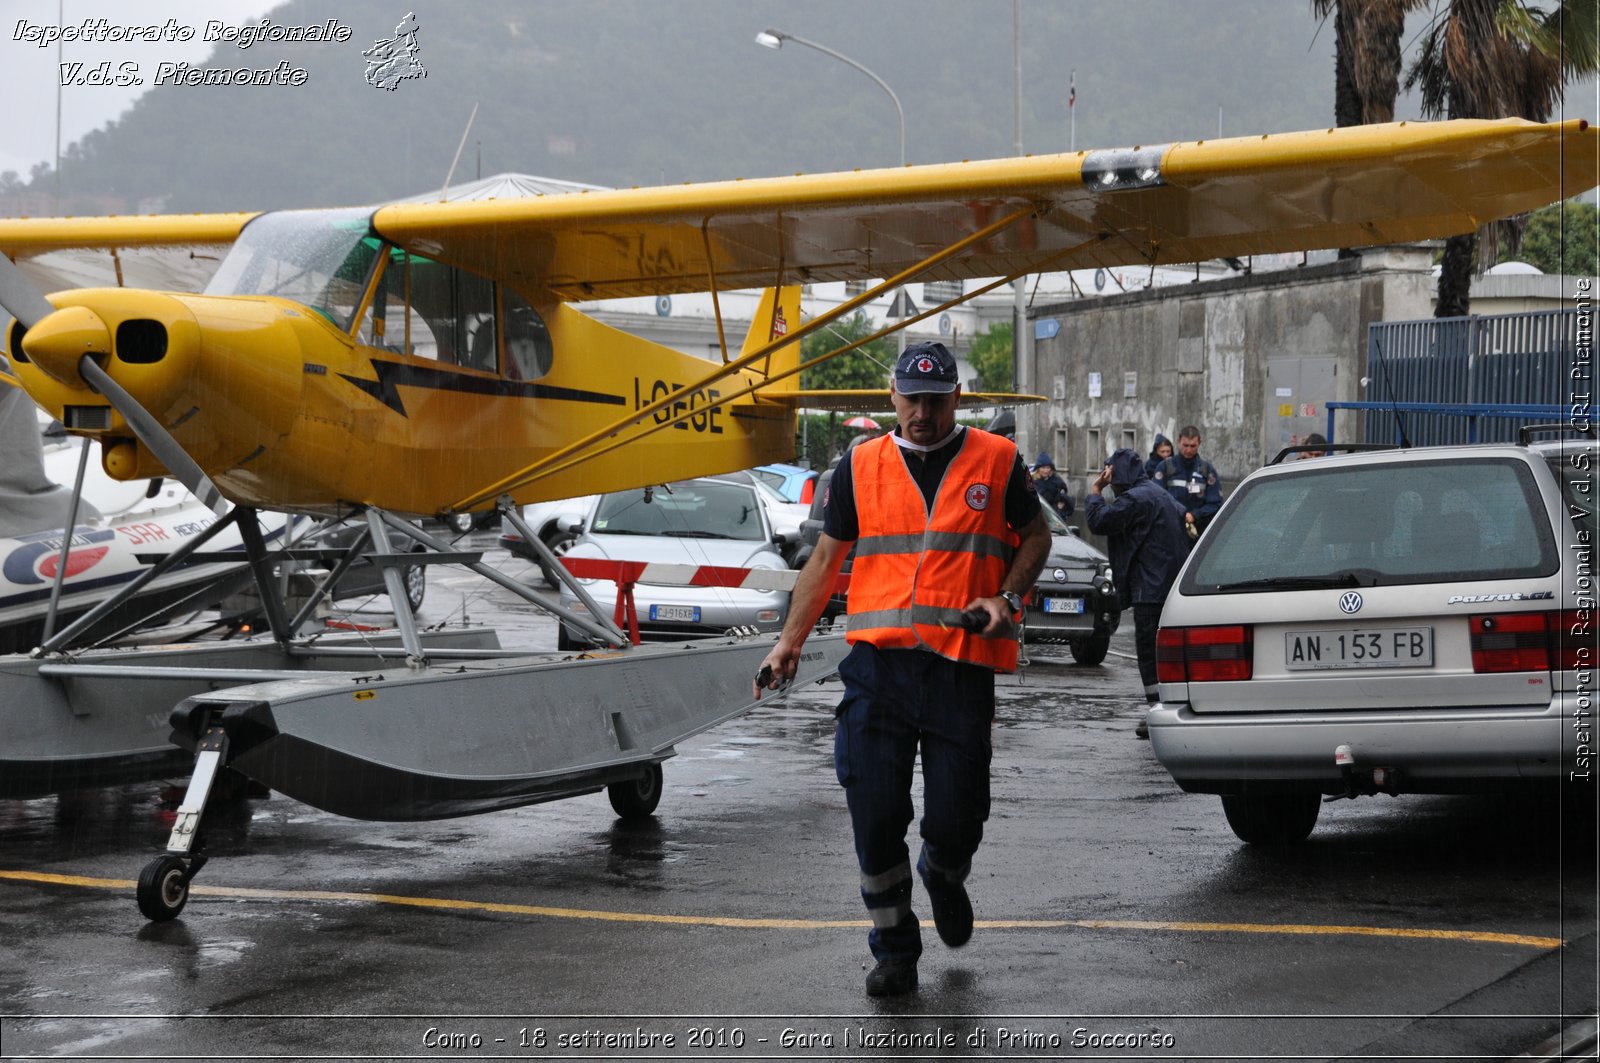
[0,629,500,799]
[179,633,850,820]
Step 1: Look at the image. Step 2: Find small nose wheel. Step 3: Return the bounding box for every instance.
[607,762,664,819]
[137,854,203,922]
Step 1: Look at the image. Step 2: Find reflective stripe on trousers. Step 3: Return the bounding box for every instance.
[834,643,993,963]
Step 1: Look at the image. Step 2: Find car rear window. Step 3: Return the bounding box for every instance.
[1181,457,1558,594]
[1546,450,1597,543]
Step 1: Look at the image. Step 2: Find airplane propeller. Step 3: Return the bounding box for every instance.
[74,355,229,516]
[0,252,230,517]
[0,252,56,331]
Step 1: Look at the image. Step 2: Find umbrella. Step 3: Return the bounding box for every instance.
[843,416,879,429]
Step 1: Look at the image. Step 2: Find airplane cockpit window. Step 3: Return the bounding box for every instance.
[503,289,553,381]
[205,208,378,331]
[355,247,497,370]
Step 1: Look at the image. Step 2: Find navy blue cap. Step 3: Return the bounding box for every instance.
[893,341,959,395]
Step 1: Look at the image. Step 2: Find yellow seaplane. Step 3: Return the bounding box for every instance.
[0,116,1593,921]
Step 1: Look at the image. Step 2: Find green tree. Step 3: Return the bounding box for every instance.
[799,310,895,391]
[967,322,1015,393]
[796,310,895,467]
[1504,200,1600,276]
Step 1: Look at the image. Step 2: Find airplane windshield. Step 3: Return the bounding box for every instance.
[205,208,379,330]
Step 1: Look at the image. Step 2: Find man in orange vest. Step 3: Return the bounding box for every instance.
[755,341,1050,997]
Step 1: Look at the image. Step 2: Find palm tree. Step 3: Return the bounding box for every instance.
[1407,1,1597,316]
[1311,0,1426,127]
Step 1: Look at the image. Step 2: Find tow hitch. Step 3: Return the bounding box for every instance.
[1327,743,1401,801]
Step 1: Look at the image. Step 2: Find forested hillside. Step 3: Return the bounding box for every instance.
[9,0,1343,213]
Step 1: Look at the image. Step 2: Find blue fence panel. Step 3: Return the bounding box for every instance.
[1365,309,1579,445]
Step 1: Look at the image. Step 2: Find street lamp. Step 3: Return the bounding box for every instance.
[754,29,905,168]
[756,29,910,351]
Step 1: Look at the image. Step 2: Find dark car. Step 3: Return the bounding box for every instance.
[261,519,427,612]
[317,520,428,611]
[1022,501,1121,663]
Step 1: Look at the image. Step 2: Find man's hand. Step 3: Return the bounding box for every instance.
[961,596,1016,638]
[1092,466,1112,492]
[753,639,800,699]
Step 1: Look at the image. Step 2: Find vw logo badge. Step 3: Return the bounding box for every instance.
[1338,591,1363,614]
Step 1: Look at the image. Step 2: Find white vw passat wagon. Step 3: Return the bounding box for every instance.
[1148,432,1594,844]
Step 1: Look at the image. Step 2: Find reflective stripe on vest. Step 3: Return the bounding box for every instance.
[845,429,1019,671]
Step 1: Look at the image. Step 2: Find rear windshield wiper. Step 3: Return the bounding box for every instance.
[1209,572,1369,593]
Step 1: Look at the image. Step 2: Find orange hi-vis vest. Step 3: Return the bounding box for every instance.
[845,429,1019,672]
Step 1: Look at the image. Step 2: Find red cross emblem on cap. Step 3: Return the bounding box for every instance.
[916,357,935,373]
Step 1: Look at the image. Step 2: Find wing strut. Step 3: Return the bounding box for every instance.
[450,204,1046,511]
[488,263,1047,499]
[702,220,731,364]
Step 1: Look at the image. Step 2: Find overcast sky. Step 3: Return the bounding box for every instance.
[0,0,279,178]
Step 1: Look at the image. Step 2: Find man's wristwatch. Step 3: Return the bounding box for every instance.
[998,590,1024,615]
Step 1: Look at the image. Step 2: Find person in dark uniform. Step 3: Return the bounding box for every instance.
[1085,448,1189,735]
[1153,425,1223,537]
[755,341,1050,998]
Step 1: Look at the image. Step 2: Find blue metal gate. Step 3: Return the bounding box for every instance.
[1363,309,1582,445]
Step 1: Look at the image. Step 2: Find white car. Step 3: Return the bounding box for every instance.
[1149,432,1593,845]
[500,494,599,586]
[556,476,794,648]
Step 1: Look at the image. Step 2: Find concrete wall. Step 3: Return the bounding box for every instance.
[1026,246,1435,505]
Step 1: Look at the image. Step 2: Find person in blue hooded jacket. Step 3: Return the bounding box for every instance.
[1030,452,1074,519]
[1144,433,1173,478]
[1085,448,1189,736]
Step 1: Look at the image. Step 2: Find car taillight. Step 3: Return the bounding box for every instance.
[1471,610,1589,673]
[1156,624,1254,683]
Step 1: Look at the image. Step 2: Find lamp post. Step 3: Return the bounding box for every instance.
[755,30,905,168]
[756,29,909,351]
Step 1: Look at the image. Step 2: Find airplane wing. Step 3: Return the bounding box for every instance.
[0,120,1589,306]
[0,214,255,293]
[367,118,1598,302]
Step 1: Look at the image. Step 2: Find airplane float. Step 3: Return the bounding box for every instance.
[0,117,1594,921]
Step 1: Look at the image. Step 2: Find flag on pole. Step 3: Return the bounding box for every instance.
[1068,70,1076,109]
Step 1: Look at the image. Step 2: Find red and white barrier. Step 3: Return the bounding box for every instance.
[558,557,850,644]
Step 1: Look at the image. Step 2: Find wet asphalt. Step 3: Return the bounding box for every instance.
[0,537,1595,1061]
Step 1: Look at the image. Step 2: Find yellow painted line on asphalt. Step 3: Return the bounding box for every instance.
[1,870,1564,949]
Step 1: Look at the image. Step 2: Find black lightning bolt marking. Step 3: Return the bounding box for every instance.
[339,360,627,417]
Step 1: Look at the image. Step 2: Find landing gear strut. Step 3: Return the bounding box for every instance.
[136,722,227,921]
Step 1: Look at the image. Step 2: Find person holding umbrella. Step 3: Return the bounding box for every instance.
[842,415,883,457]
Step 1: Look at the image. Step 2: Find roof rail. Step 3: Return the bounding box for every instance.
[1267,443,1392,466]
[1517,423,1597,445]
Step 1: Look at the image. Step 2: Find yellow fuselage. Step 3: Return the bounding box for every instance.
[10,288,795,517]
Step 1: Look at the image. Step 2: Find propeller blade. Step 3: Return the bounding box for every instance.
[75,354,230,517]
[0,253,55,331]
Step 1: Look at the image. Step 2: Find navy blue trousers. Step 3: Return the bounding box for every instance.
[833,643,994,963]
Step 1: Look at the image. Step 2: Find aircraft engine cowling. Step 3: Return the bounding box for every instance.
[14,288,201,440]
